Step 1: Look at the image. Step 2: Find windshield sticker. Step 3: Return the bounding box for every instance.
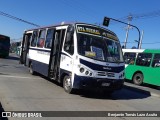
[85,51,96,58]
[91,46,104,60]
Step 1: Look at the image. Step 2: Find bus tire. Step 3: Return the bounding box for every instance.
[29,63,35,75]
[133,73,143,85]
[63,75,74,94]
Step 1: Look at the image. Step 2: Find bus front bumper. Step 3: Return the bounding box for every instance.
[73,74,124,91]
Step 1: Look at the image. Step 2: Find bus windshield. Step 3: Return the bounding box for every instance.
[77,33,124,62]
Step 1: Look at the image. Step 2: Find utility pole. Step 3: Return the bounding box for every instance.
[124,15,133,49]
[139,30,144,49]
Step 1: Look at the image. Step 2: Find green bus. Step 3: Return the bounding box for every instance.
[0,34,10,58]
[123,49,160,86]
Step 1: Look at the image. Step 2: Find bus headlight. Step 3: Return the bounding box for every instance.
[80,67,85,73]
[85,71,89,75]
[79,67,93,77]
[89,72,92,76]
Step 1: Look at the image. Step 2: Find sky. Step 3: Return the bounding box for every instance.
[0,0,160,49]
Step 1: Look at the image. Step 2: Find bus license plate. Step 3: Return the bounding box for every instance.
[101,82,110,87]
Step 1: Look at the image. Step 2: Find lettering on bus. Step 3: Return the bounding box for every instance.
[102,32,118,40]
[77,26,100,35]
[76,25,118,41]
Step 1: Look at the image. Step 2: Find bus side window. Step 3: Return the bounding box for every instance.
[31,31,38,47]
[45,29,54,48]
[124,52,136,64]
[37,29,46,48]
[64,32,74,55]
[152,54,160,67]
[136,53,152,67]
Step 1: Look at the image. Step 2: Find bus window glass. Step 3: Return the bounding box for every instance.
[31,31,38,47]
[105,39,123,62]
[45,29,54,48]
[136,53,152,67]
[0,37,10,46]
[152,54,160,67]
[77,34,106,61]
[0,35,10,57]
[124,52,136,64]
[77,33,123,62]
[91,46,104,60]
[37,29,46,48]
[64,32,74,55]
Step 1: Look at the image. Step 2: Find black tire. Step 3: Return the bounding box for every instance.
[133,73,143,85]
[63,75,74,94]
[29,63,35,75]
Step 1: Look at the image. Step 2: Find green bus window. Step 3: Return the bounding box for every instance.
[152,54,160,67]
[136,53,152,67]
[124,52,136,64]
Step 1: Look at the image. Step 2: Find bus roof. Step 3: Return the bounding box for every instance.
[122,49,145,53]
[0,34,10,40]
[122,49,160,54]
[0,34,10,38]
[144,49,160,53]
[25,22,117,36]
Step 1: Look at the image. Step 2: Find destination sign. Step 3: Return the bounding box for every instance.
[76,24,118,41]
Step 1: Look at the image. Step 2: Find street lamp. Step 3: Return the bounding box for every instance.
[134,40,139,49]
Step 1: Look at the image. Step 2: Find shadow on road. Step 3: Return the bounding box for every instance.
[74,87,151,100]
[7,55,19,61]
[34,73,152,100]
[0,102,8,120]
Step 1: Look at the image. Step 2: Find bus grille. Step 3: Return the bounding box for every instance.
[97,71,115,77]
[97,71,106,76]
[107,72,115,77]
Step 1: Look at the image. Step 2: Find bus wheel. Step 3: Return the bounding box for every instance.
[63,75,74,94]
[29,63,35,75]
[133,73,143,85]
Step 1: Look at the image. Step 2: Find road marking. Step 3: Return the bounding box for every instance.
[0,75,40,79]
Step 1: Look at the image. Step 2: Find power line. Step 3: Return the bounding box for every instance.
[133,10,160,20]
[119,10,160,22]
[0,11,40,27]
[116,10,160,48]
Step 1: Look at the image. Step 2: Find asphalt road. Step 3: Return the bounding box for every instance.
[0,53,160,120]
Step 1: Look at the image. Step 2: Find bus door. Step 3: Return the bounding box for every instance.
[49,29,66,80]
[20,32,32,65]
